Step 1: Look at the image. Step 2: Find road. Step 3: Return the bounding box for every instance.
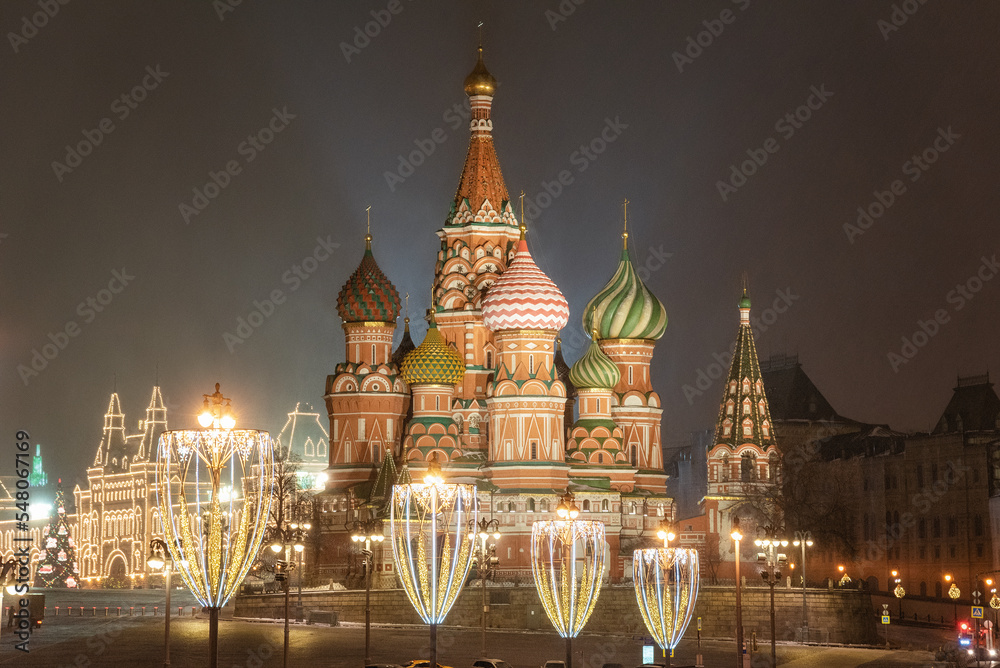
[0,615,954,668]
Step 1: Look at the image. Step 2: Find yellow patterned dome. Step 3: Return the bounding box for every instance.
[401,321,465,385]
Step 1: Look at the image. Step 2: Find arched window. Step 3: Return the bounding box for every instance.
[742,398,751,415]
[726,400,735,416]
[507,501,514,513]
[527,498,535,512]
[740,452,755,482]
[486,351,493,369]
[729,380,738,395]
[762,421,770,438]
[723,419,733,437]
[540,499,548,513]
[530,441,538,460]
[630,502,637,515]
[742,378,751,394]
[602,499,609,512]
[630,445,637,468]
[742,419,753,437]
[583,499,591,511]
[722,454,730,481]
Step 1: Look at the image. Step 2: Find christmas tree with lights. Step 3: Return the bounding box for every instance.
[34,481,79,588]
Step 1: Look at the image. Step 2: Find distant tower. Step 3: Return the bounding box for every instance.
[582,217,669,494]
[94,393,128,472]
[703,288,780,546]
[137,386,168,461]
[29,444,48,487]
[400,318,465,469]
[432,46,523,453]
[482,226,571,490]
[325,231,408,489]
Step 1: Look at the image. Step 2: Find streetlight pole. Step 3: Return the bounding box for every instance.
[268,523,307,668]
[656,519,676,668]
[731,517,744,668]
[351,517,385,666]
[467,517,501,659]
[792,531,813,642]
[755,526,788,668]
[555,492,581,668]
[146,539,178,668]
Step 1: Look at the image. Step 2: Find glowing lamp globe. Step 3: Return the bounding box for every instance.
[633,547,700,656]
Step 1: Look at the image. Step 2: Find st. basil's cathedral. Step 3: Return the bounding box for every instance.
[316,47,779,580]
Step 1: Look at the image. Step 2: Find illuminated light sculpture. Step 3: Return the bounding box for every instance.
[390,462,477,668]
[155,384,273,668]
[531,492,606,668]
[633,547,699,668]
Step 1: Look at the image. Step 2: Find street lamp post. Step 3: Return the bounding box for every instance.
[147,539,182,668]
[268,523,309,668]
[731,517,744,668]
[891,570,905,618]
[945,574,960,622]
[754,526,788,668]
[792,531,814,642]
[294,521,311,620]
[467,517,501,659]
[351,518,385,666]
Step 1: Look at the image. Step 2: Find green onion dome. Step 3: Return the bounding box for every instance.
[582,246,667,340]
[336,236,401,323]
[401,320,465,386]
[739,290,752,309]
[569,336,621,390]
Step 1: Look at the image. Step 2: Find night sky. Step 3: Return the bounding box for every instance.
[3,2,998,487]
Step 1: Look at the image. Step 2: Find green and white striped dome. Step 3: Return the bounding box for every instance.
[582,246,667,340]
[569,338,620,390]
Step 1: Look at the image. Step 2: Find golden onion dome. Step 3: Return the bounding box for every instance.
[463,46,497,97]
[401,320,465,386]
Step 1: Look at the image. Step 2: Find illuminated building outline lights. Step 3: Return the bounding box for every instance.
[632,547,700,656]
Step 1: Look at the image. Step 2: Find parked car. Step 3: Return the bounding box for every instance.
[401,661,453,668]
[473,660,512,668]
[541,661,566,668]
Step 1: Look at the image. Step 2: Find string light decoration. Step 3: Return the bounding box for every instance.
[531,492,606,668]
[390,462,477,668]
[155,383,273,668]
[633,546,700,667]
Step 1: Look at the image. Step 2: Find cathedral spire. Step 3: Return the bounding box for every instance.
[449,44,512,227]
[712,286,775,451]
